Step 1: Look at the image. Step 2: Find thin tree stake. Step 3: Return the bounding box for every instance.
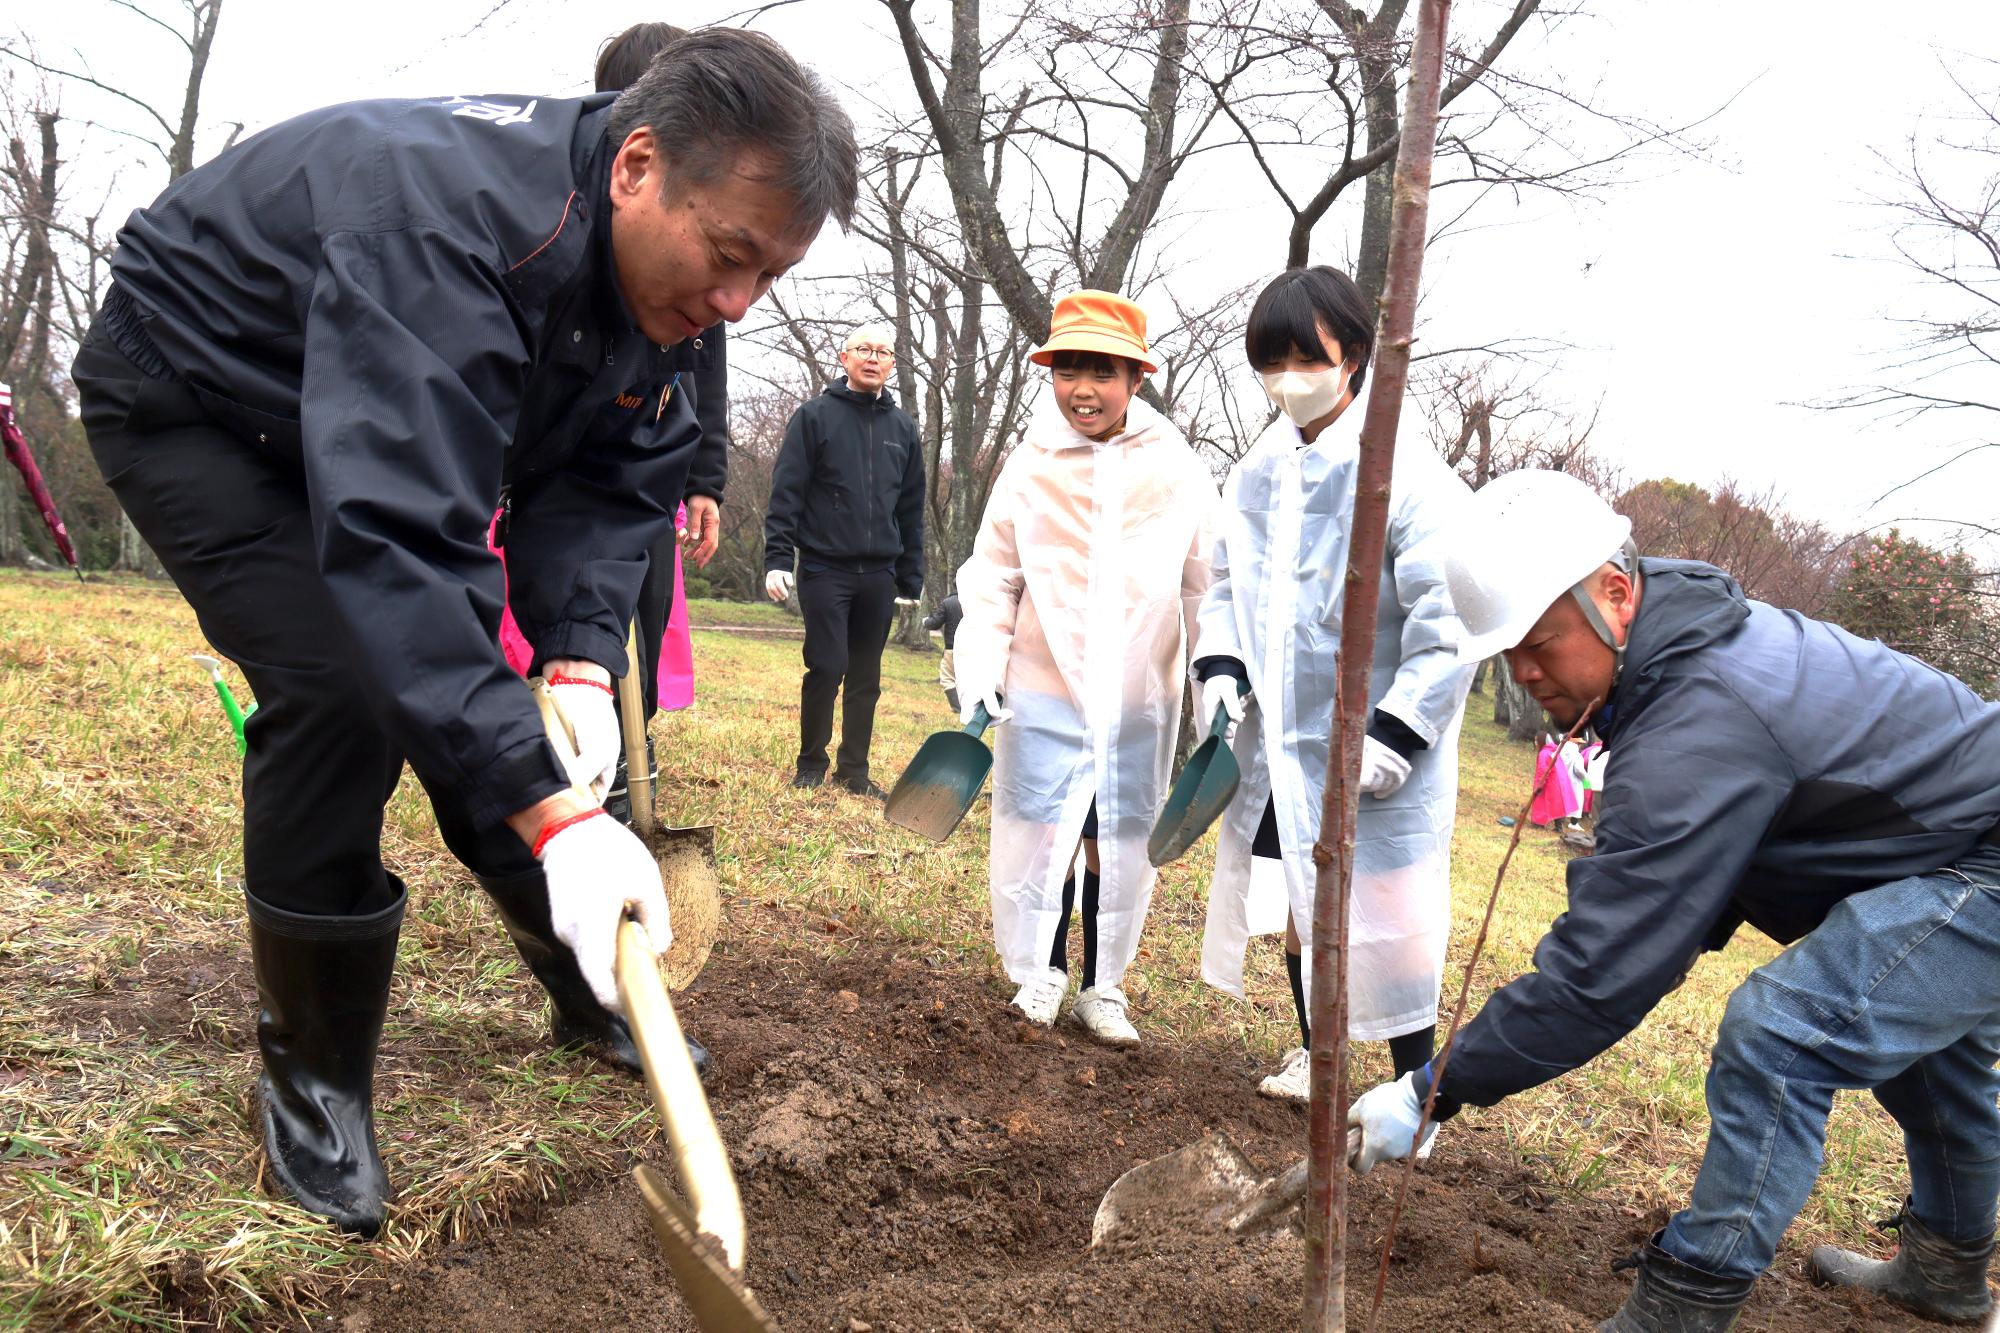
[1302,3,1454,1328]
[1362,700,1602,1332]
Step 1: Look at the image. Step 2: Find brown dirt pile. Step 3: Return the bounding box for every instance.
[325,919,1939,1332]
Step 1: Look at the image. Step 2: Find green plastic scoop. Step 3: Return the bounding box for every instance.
[1148,683,1248,867]
[884,704,994,842]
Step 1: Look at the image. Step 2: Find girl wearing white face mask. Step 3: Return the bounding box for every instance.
[1193,266,1475,1108]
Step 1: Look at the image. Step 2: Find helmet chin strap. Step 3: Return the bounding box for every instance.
[1566,538,1641,691]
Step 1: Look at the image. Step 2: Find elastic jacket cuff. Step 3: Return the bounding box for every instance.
[526,620,627,681]
[1193,655,1249,684]
[472,734,573,831]
[1415,1059,1462,1123]
[1368,710,1429,761]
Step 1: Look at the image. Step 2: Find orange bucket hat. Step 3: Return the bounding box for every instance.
[1029,289,1159,374]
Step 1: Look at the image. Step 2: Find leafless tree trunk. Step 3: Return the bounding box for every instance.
[1304,1,1453,1327]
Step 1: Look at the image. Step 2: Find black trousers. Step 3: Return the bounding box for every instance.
[795,564,896,780]
[73,331,532,919]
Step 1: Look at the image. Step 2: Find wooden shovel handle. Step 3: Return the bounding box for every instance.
[531,682,747,1270]
[617,619,657,841]
[616,916,746,1271]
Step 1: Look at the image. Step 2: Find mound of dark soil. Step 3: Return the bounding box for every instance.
[323,913,1939,1332]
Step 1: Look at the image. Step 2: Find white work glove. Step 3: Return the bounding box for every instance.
[956,661,1012,727]
[535,810,671,1014]
[1200,674,1249,741]
[895,596,920,609]
[1360,735,1412,799]
[1346,1071,1437,1174]
[765,569,795,602]
[544,674,620,800]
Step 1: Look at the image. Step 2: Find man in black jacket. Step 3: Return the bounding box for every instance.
[72,31,856,1238]
[1346,471,2000,1331]
[763,324,925,795]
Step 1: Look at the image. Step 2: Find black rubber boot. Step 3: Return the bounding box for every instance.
[1809,1200,1996,1325]
[246,882,404,1238]
[1598,1231,1754,1332]
[477,867,711,1084]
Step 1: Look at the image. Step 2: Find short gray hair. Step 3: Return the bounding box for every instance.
[609,28,858,235]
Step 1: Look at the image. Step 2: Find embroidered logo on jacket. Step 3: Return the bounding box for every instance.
[441,96,537,126]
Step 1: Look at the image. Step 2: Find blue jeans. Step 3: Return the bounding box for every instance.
[1662,845,2000,1280]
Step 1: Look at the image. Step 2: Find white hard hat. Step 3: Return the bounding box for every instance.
[1447,470,1634,662]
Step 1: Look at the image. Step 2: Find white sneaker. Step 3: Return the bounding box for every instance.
[1258,1047,1311,1102]
[1010,968,1068,1026]
[1073,986,1140,1047]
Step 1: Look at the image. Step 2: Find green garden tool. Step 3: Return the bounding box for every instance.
[884,703,994,842]
[1147,681,1249,867]
[190,654,255,755]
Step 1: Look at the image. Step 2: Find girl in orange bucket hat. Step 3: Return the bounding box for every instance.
[953,290,1220,1046]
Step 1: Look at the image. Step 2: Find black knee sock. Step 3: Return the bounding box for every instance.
[1286,949,1310,1049]
[1080,869,1100,990]
[1048,876,1076,974]
[1388,1026,1435,1079]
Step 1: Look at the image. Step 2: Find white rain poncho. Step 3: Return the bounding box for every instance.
[1197,394,1473,1038]
[956,391,1219,989]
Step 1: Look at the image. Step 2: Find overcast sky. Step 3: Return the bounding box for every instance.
[12,0,1997,552]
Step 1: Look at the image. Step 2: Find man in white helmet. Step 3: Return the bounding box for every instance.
[1346,469,2000,1331]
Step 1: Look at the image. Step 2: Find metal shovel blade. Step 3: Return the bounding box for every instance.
[1147,703,1242,866]
[884,705,993,842]
[1091,1131,1309,1247]
[633,1165,778,1333]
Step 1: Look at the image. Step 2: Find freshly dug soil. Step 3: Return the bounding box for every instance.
[324,911,1940,1332]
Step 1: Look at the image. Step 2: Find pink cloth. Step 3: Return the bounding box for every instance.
[1530,738,1584,827]
[488,506,695,712]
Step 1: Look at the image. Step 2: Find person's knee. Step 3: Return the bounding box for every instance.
[1713,975,1796,1071]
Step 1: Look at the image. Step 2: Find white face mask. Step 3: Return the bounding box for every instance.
[1259,368,1348,428]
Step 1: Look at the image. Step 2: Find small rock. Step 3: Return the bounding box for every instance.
[848,1320,873,1333]
[1073,1066,1097,1088]
[834,990,860,1014]
[784,1266,802,1286]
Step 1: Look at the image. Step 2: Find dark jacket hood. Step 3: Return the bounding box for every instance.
[1603,559,1751,737]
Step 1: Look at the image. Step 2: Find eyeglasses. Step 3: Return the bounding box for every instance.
[845,345,895,362]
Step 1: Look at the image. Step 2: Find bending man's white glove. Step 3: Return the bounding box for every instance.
[1359,735,1412,799]
[536,809,671,1014]
[544,672,620,800]
[1346,1071,1437,1174]
[895,596,921,609]
[765,569,795,602]
[1200,674,1249,741]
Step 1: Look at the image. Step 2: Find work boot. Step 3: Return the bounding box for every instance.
[1598,1231,1754,1332]
[1010,968,1069,1026]
[605,735,657,829]
[791,766,824,790]
[1074,986,1140,1047]
[833,770,887,800]
[1808,1199,1996,1325]
[477,867,711,1084]
[246,881,404,1237]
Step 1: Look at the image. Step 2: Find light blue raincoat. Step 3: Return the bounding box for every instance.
[1197,397,1473,1038]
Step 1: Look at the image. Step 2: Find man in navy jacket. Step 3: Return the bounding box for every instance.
[1347,470,2000,1331]
[762,324,925,795]
[72,30,856,1237]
